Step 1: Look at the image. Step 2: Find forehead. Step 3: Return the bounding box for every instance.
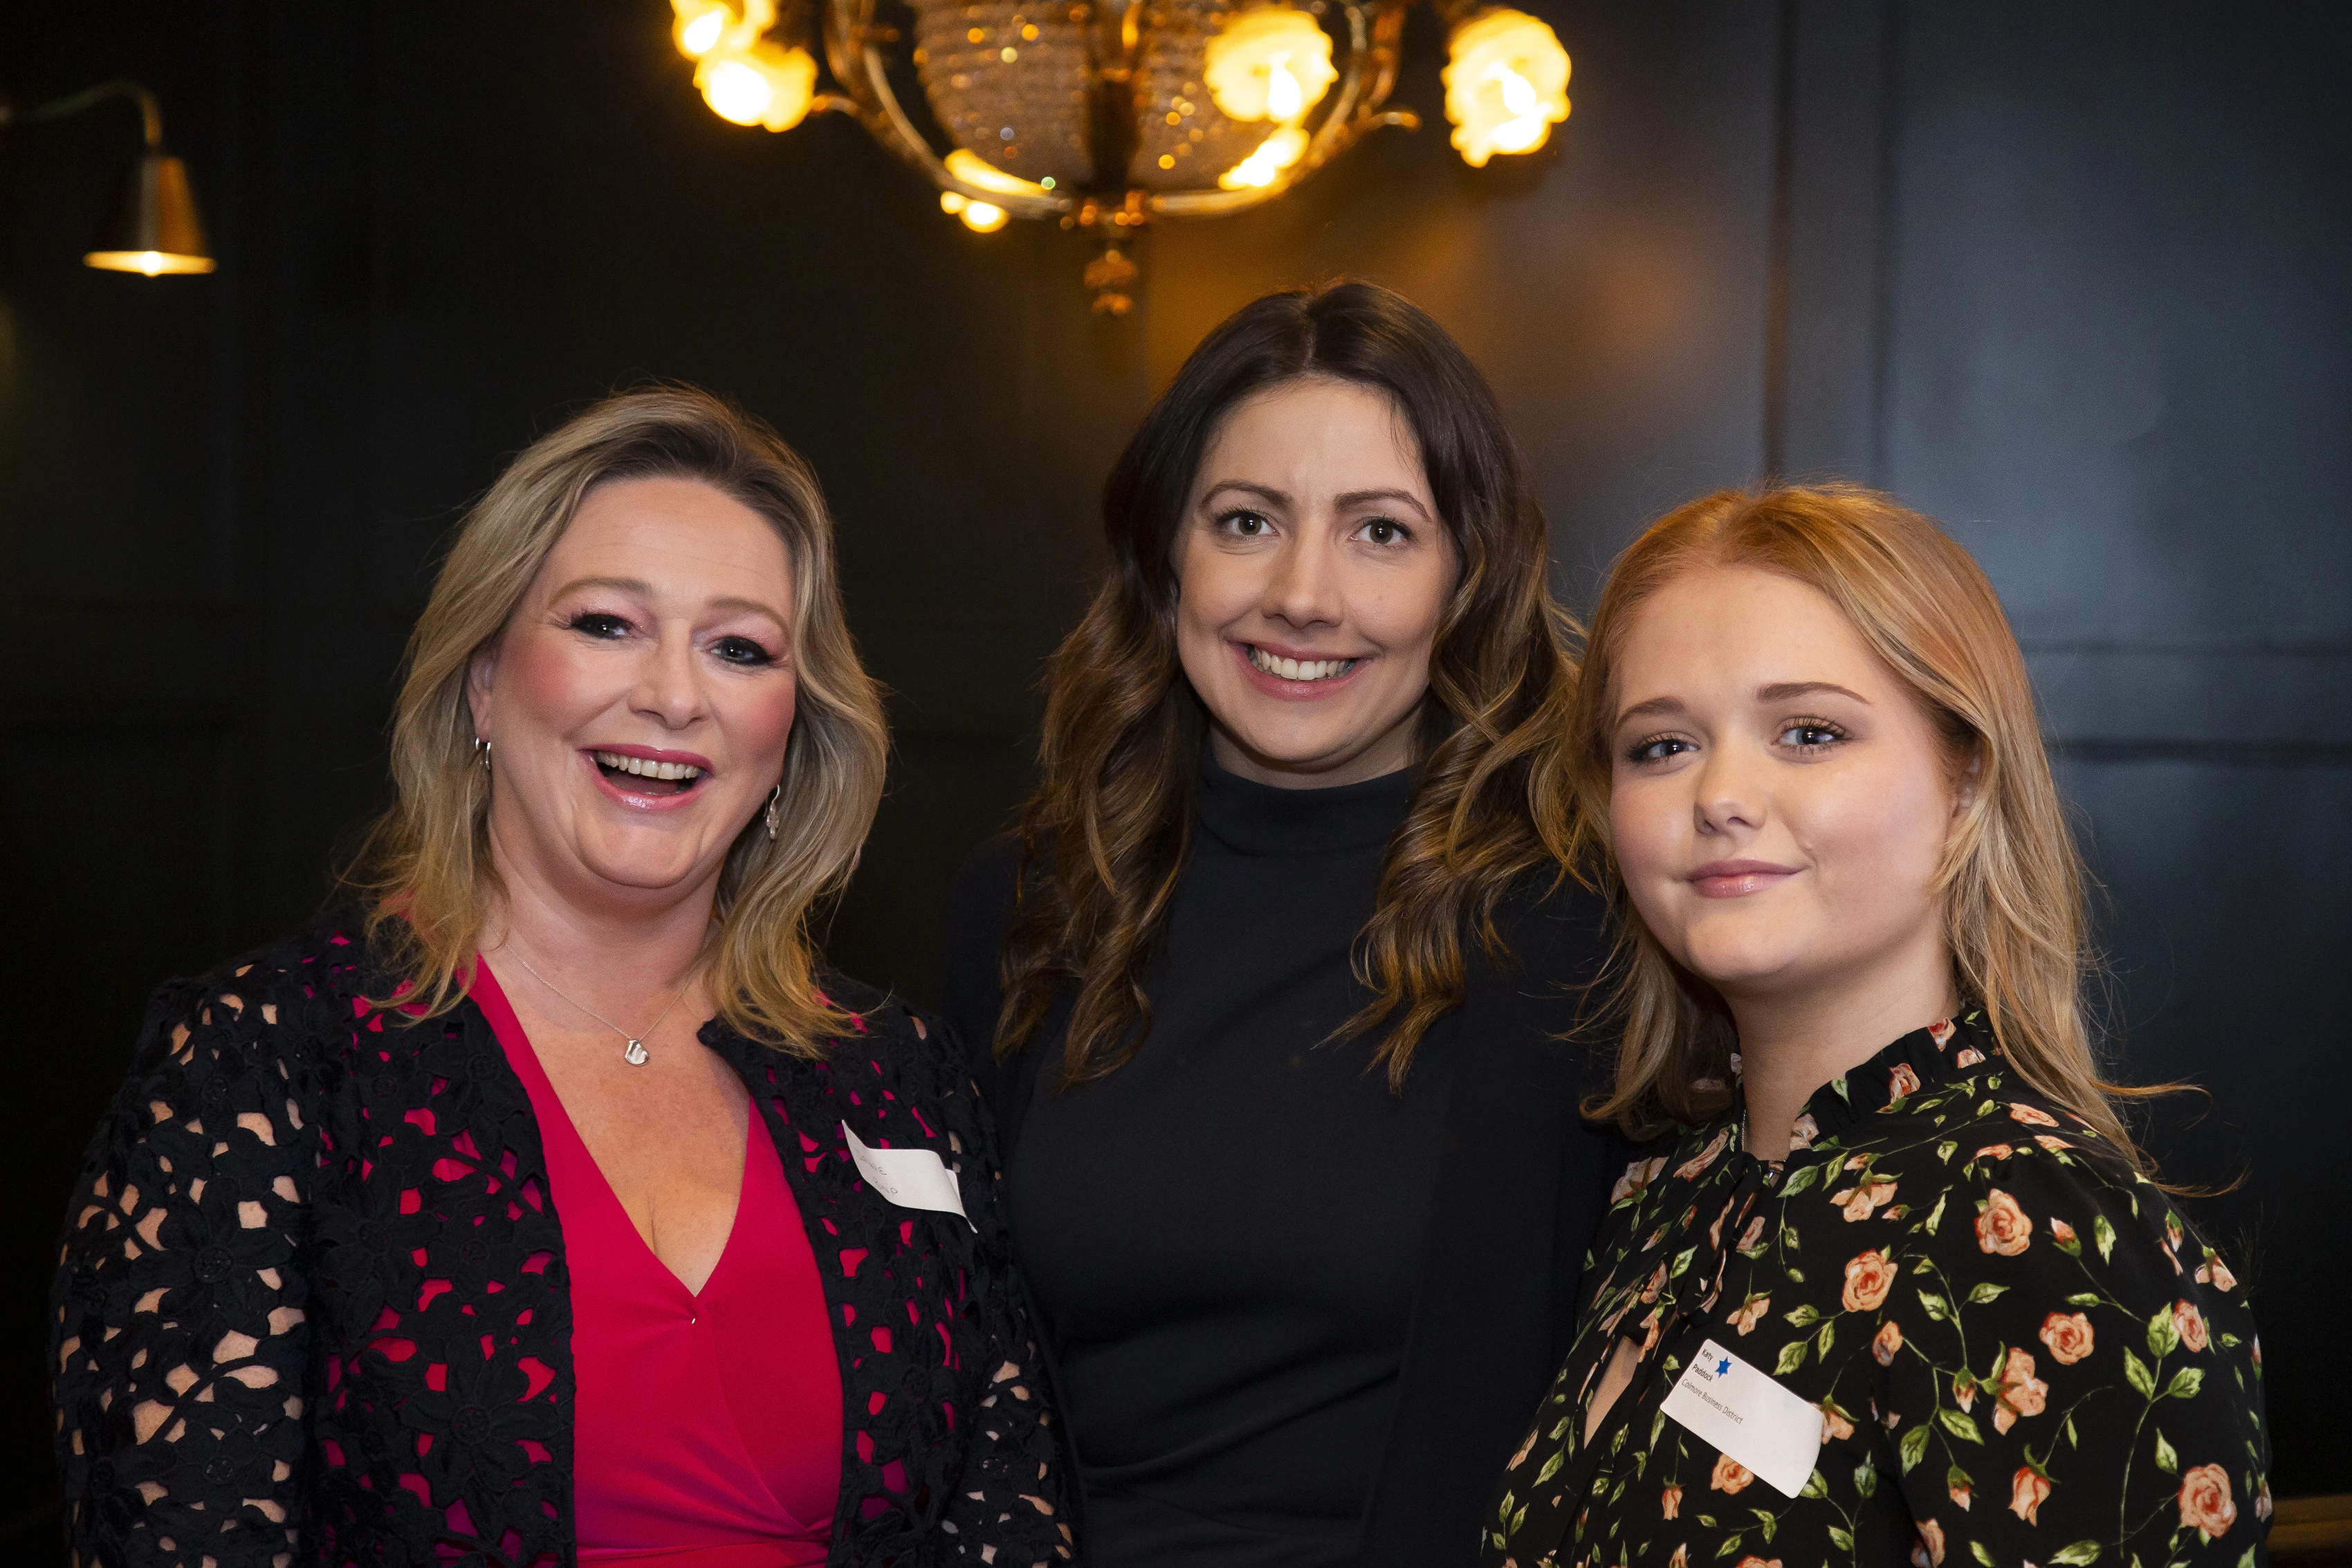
[1195,377,1426,494]
[542,475,792,589]
[1613,566,1892,705]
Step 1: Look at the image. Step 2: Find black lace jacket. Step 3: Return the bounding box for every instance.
[1481,1014,2270,1568]
[50,916,1074,1567]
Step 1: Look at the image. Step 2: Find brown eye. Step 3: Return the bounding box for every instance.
[1625,735,1693,764]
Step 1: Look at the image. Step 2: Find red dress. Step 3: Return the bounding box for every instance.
[473,961,843,1567]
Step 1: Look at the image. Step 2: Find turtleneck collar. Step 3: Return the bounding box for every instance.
[1195,749,1415,858]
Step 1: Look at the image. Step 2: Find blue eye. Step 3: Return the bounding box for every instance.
[568,612,630,639]
[714,636,777,667]
[1779,721,1845,750]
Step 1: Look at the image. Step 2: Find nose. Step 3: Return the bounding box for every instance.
[630,626,707,730]
[1260,531,1343,631]
[1691,742,1767,838]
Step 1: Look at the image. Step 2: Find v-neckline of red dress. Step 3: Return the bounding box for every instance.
[471,958,749,1300]
[469,957,843,1564]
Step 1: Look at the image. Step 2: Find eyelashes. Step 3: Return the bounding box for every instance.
[1618,717,1853,766]
[1777,717,1848,750]
[562,610,780,668]
[1208,510,1416,544]
[1623,732,1693,765]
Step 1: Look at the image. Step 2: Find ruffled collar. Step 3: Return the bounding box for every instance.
[1736,1010,1998,1156]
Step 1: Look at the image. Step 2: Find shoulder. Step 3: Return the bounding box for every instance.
[134,909,383,1071]
[1826,1058,2257,1352]
[806,970,984,1110]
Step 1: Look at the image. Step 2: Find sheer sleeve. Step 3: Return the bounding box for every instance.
[1877,1140,2269,1568]
[919,1009,1075,1567]
[52,972,320,1566]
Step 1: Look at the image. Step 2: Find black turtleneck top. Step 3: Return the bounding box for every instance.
[946,757,1619,1568]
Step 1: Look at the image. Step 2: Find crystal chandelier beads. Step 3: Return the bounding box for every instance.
[664,0,1570,305]
[915,0,1095,190]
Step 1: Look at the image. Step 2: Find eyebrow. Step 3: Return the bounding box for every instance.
[1757,680,1871,705]
[1197,481,1433,519]
[1613,681,1873,726]
[550,576,790,629]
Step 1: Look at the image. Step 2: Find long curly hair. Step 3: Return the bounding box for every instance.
[346,385,889,1054]
[1572,483,2167,1168]
[997,280,1583,1091]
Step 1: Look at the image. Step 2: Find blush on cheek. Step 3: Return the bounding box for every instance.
[732,681,798,774]
[502,626,613,723]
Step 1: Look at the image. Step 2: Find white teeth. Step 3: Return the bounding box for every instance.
[594,751,703,782]
[1248,647,1357,682]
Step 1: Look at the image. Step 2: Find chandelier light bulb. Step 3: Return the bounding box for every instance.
[944,148,1052,199]
[695,39,817,131]
[1204,7,1338,124]
[679,4,729,57]
[672,0,772,60]
[1442,6,1570,167]
[1219,125,1310,190]
[959,199,1010,232]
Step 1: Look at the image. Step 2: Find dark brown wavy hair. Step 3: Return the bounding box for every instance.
[997,279,1583,1091]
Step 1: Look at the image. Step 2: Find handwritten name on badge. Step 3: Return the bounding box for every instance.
[841,1122,975,1230]
[1659,1338,1823,1498]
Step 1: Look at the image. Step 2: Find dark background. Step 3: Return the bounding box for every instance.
[3,0,2345,1550]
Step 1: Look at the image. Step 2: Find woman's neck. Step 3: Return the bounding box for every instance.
[1727,941,1960,1161]
[480,831,716,1003]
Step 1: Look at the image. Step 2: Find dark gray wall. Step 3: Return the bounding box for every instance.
[3,0,2344,1550]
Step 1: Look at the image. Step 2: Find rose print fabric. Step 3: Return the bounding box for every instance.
[1481,1015,2269,1568]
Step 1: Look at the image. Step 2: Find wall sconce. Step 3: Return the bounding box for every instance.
[665,0,1568,311]
[1,80,217,276]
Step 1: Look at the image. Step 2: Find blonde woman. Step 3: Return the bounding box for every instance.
[51,387,1072,1567]
[1482,487,2267,1567]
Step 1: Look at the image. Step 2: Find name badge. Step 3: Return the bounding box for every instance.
[841,1122,975,1230]
[1660,1338,1823,1498]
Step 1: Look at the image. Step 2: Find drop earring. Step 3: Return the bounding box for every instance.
[765,783,782,840]
[473,737,493,775]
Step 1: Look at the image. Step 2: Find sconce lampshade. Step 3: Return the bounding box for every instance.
[84,151,216,275]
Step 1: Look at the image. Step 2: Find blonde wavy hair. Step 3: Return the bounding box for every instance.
[347,384,889,1054]
[1574,484,2164,1167]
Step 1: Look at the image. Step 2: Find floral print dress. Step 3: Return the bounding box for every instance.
[1481,1015,2269,1568]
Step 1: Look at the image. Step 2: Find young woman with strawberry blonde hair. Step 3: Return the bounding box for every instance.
[1482,485,2267,1568]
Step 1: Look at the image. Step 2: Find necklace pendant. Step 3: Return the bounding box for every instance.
[623,1038,650,1066]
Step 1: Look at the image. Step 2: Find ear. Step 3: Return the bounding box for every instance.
[1951,744,1984,818]
[465,641,499,739]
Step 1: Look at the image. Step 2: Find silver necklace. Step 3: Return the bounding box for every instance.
[501,949,688,1067]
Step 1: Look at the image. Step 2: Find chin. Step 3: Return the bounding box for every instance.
[570,835,724,896]
[1671,925,1808,995]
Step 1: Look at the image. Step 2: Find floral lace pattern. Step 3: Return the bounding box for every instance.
[51,917,1072,1567]
[1482,1014,2268,1568]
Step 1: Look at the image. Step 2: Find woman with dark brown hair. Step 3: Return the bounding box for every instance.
[942,280,1617,1568]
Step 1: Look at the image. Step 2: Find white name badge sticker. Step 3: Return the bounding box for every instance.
[1660,1338,1823,1499]
[841,1122,975,1230]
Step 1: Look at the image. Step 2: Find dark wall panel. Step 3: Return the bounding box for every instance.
[4,0,2346,1551]
[1860,4,2352,1493]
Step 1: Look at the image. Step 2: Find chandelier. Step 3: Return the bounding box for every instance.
[665,0,1569,311]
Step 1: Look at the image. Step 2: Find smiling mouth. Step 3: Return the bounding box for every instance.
[1247,645,1359,683]
[592,750,706,796]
